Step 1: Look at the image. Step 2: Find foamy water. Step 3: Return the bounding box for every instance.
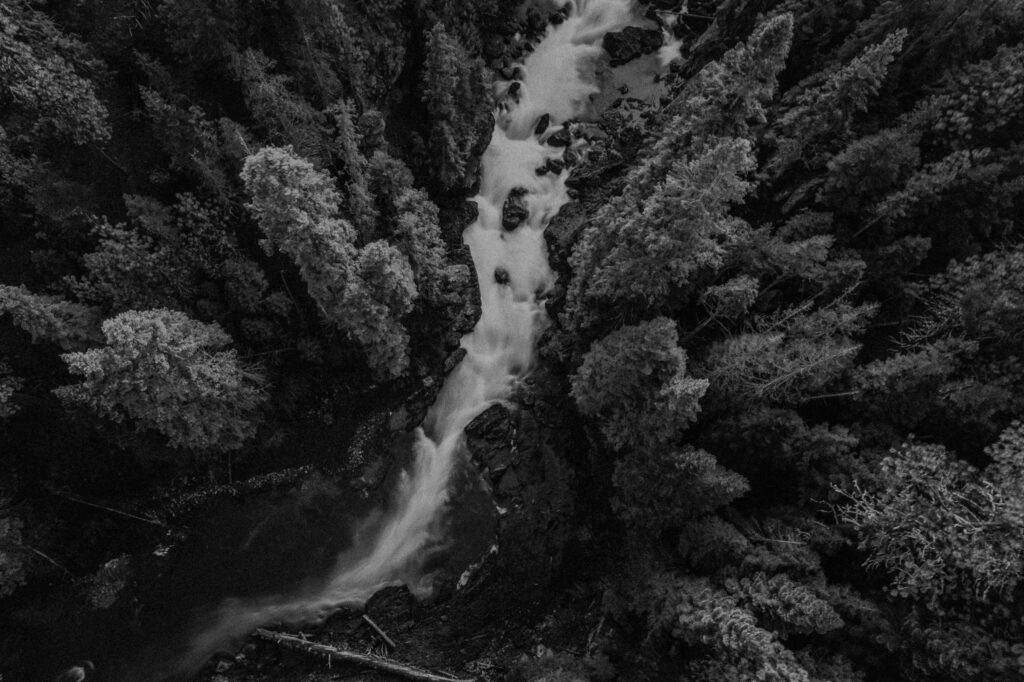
[175,1,641,673]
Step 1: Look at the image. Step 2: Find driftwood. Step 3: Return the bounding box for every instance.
[253,628,475,682]
[362,614,398,649]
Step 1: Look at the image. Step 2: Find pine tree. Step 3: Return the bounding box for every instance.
[0,1,109,146]
[841,427,1024,604]
[668,14,794,145]
[0,513,27,598]
[0,362,22,420]
[55,309,266,453]
[0,285,102,350]
[241,145,417,378]
[232,50,329,164]
[612,446,749,532]
[571,317,707,452]
[564,137,756,333]
[421,23,490,189]
[700,300,875,408]
[766,30,906,178]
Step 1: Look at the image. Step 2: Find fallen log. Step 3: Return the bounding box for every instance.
[253,628,475,682]
[362,614,398,649]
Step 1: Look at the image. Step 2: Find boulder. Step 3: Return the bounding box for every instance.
[494,267,510,285]
[563,149,579,166]
[545,157,564,174]
[502,188,529,230]
[545,128,572,147]
[603,26,663,66]
[533,113,550,136]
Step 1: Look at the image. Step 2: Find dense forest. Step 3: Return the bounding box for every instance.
[2,0,1024,680]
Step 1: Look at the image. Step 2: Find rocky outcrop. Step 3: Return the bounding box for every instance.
[602,26,663,66]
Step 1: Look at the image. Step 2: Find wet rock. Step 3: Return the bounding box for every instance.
[507,81,521,101]
[494,267,510,286]
[574,122,609,142]
[502,188,529,230]
[545,158,564,174]
[535,165,549,176]
[443,347,467,375]
[498,469,521,494]
[549,11,565,25]
[461,199,479,224]
[533,113,550,136]
[545,128,572,147]
[603,26,663,66]
[463,155,481,190]
[563,149,579,166]
[465,403,515,475]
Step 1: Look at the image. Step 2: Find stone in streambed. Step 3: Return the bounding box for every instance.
[534,113,550,136]
[545,128,572,147]
[603,26,663,66]
[502,188,529,230]
[494,267,510,285]
[545,158,564,174]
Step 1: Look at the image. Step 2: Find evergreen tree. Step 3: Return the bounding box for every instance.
[241,145,417,378]
[571,317,707,452]
[55,309,266,453]
[0,285,102,350]
[0,1,109,146]
[0,361,22,420]
[421,23,490,189]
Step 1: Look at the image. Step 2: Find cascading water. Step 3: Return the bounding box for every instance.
[176,0,642,673]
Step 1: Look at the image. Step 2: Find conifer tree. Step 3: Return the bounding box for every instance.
[571,317,707,452]
[421,23,490,189]
[55,309,266,453]
[0,285,102,350]
[241,145,417,378]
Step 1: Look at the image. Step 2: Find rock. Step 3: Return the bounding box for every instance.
[498,469,521,494]
[549,11,565,25]
[602,26,663,66]
[534,113,550,136]
[563,149,579,166]
[535,165,549,176]
[574,122,609,142]
[465,403,515,473]
[502,189,529,230]
[494,267,510,285]
[443,347,467,375]
[545,158,564,174]
[215,660,232,673]
[507,81,521,100]
[545,128,572,147]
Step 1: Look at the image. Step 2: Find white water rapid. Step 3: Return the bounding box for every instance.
[177,0,642,673]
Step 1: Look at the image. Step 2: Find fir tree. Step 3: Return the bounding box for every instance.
[55,309,266,453]
[0,285,102,350]
[571,317,707,452]
[241,145,417,378]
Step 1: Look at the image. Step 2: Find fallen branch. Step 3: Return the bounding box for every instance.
[54,492,166,527]
[253,629,475,682]
[362,614,397,649]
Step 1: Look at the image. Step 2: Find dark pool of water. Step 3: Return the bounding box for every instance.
[1,441,496,682]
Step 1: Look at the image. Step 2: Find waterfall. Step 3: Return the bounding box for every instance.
[175,0,639,673]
